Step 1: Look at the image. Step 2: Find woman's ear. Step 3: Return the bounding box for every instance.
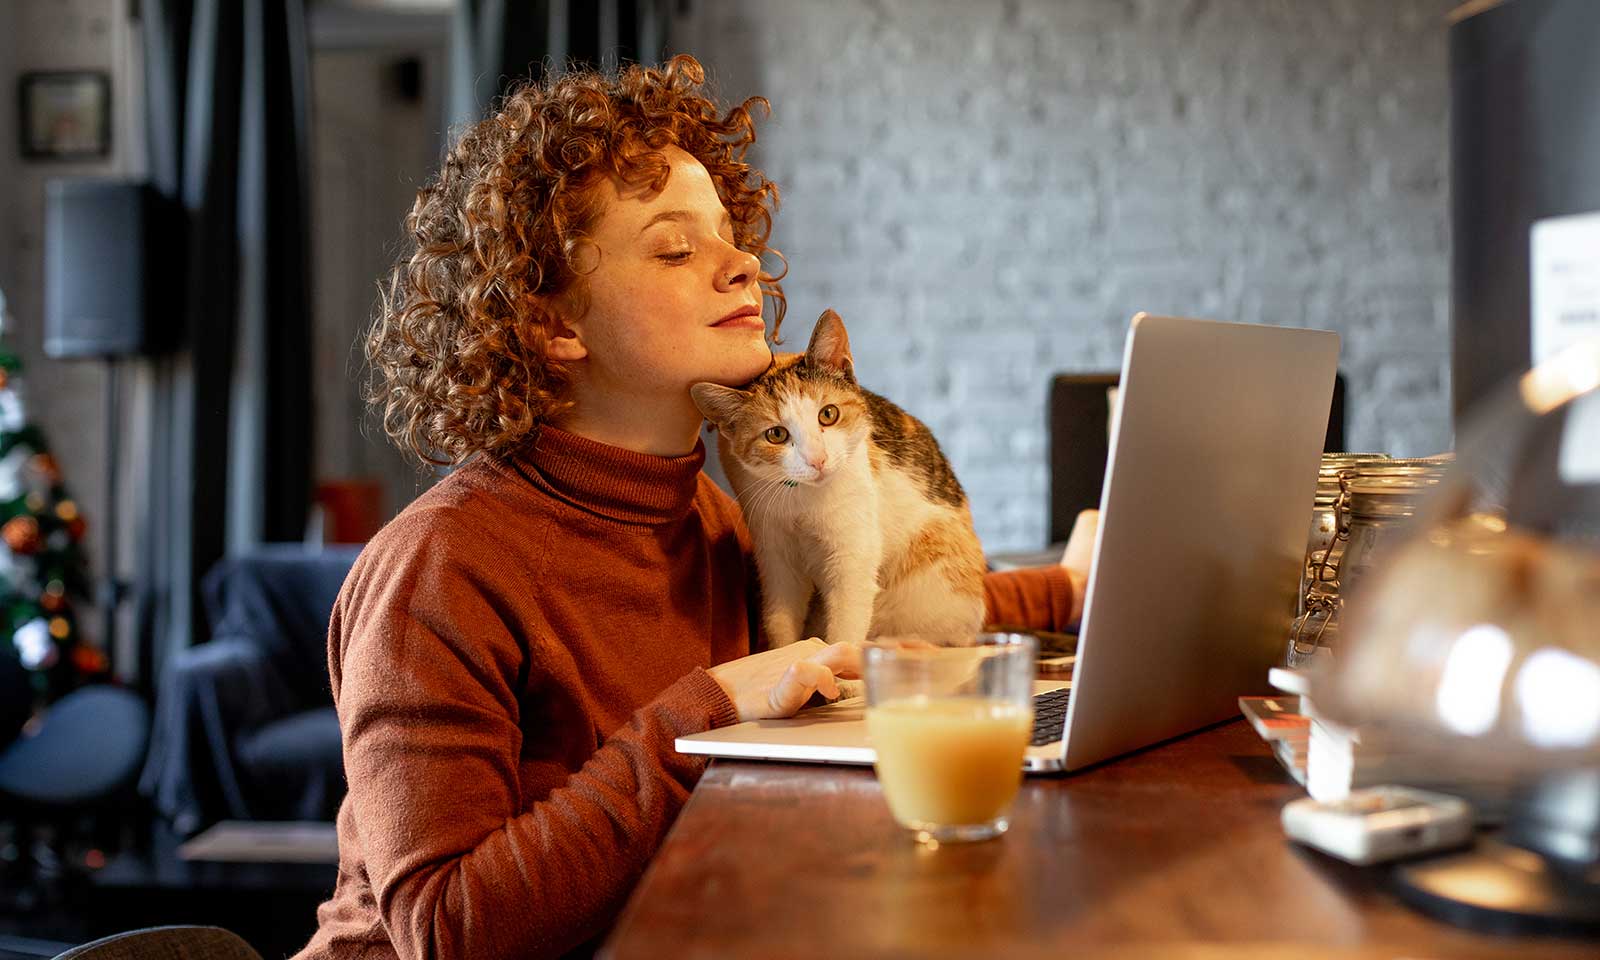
[547,326,588,362]
[543,289,589,362]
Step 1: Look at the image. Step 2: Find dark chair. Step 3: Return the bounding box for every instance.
[1047,371,1347,543]
[52,925,261,960]
[1,649,30,749]
[1047,373,1122,546]
[139,544,361,836]
[0,681,150,912]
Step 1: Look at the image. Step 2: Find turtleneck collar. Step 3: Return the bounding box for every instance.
[506,424,707,525]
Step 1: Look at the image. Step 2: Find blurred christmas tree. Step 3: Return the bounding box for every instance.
[0,286,104,705]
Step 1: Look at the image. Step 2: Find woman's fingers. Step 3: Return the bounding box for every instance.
[767,660,839,717]
[791,660,839,705]
[808,641,863,679]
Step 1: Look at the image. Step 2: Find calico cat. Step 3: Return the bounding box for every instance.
[691,309,987,651]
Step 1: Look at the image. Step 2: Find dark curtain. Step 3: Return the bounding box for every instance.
[136,0,313,684]
[448,0,666,130]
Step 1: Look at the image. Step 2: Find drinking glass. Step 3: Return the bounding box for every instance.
[864,632,1037,844]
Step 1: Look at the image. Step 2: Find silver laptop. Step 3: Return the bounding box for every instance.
[677,314,1339,773]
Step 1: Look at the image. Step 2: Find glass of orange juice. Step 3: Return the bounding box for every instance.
[864,633,1036,844]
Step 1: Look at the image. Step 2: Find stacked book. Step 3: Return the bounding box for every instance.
[1238,694,1309,785]
[1257,667,1516,822]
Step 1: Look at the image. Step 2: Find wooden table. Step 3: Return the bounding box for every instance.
[603,720,1599,959]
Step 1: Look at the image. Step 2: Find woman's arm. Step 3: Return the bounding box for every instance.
[982,510,1097,633]
[982,565,1081,632]
[334,561,736,960]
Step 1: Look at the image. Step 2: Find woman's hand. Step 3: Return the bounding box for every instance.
[708,639,863,722]
[1059,509,1099,624]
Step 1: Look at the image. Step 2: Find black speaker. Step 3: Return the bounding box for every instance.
[44,179,178,359]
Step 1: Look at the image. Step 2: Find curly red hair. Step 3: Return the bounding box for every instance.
[368,54,786,467]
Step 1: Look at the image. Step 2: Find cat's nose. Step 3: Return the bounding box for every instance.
[807,452,828,472]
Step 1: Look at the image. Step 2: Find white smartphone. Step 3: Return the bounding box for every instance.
[1281,785,1474,865]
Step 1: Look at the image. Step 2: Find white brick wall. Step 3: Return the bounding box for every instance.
[672,0,1456,550]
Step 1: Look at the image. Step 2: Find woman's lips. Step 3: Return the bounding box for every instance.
[712,310,764,330]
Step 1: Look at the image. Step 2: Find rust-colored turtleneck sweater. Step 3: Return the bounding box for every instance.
[294,426,1075,960]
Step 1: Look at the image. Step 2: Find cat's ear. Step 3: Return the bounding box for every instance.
[805,309,854,379]
[806,309,855,380]
[690,382,751,427]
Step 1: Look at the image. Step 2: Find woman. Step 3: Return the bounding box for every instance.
[294,55,1082,960]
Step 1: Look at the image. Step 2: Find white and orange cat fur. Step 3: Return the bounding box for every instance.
[692,309,987,651]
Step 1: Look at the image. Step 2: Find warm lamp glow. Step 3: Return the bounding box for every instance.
[1519,340,1600,414]
[1435,624,1513,737]
[1516,648,1600,750]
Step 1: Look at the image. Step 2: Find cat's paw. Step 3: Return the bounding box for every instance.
[832,678,866,702]
[799,677,866,709]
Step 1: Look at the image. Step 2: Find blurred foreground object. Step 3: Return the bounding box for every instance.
[1312,339,1600,935]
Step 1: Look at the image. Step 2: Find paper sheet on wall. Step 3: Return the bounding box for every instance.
[1559,390,1600,485]
[1532,211,1600,485]
[1532,211,1600,363]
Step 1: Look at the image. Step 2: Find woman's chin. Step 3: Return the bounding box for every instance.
[697,341,773,387]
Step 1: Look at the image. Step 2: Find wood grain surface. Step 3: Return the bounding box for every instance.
[602,719,1599,959]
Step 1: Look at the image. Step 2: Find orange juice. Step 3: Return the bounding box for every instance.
[866,696,1032,830]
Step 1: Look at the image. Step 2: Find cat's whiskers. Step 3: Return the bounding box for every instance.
[736,476,775,514]
[733,473,778,514]
[736,473,790,525]
[756,473,802,520]
[751,469,808,523]
[743,485,783,528]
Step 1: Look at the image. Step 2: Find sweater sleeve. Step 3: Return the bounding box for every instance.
[333,555,738,960]
[982,566,1077,633]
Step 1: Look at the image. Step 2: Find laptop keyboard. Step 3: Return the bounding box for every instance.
[1030,688,1071,747]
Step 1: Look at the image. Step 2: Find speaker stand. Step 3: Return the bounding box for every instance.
[96,357,128,681]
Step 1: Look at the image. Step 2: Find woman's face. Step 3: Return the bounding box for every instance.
[560,144,772,404]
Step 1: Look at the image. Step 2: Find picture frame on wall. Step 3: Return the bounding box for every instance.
[19,71,111,161]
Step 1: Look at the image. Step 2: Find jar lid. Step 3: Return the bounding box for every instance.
[1339,462,1450,487]
[1347,476,1437,518]
[1319,454,1392,491]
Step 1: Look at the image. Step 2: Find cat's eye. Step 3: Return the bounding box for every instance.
[818,404,840,427]
[764,426,789,445]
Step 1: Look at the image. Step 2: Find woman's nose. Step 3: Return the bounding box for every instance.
[718,248,761,291]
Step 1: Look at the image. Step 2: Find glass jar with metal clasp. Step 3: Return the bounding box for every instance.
[1339,474,1445,603]
[1299,453,1389,617]
[1286,455,1453,666]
